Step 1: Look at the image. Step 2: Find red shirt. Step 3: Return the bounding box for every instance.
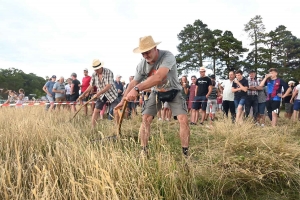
[81,76,91,92]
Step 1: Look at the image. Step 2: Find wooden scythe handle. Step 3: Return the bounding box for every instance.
[116,100,128,136]
[70,95,98,121]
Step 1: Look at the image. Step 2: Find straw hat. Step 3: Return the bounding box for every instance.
[133,36,161,53]
[92,59,104,70]
[199,67,206,72]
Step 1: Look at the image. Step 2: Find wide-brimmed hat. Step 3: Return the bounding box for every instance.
[199,67,206,72]
[288,81,295,85]
[133,36,161,53]
[92,59,104,70]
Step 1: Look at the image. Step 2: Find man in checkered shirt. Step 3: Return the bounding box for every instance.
[78,59,118,127]
[245,70,261,122]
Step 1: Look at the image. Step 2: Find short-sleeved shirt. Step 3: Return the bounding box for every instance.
[81,76,91,93]
[264,78,288,101]
[65,84,71,95]
[114,81,124,97]
[258,86,267,103]
[221,80,234,101]
[247,78,259,96]
[90,67,118,103]
[232,77,249,100]
[134,50,182,91]
[45,81,56,97]
[71,79,80,96]
[53,82,66,98]
[208,87,218,100]
[196,76,212,96]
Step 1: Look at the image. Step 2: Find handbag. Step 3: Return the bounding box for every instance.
[157,89,179,102]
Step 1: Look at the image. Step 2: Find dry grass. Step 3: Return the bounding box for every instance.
[0,107,300,199]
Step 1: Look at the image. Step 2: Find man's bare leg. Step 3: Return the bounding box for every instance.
[236,105,244,124]
[92,108,100,127]
[140,114,153,148]
[177,114,190,148]
[271,112,278,127]
[200,110,205,123]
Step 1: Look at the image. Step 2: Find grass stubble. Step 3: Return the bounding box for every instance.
[0,107,300,199]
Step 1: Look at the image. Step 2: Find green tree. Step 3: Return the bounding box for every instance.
[0,68,47,99]
[176,20,212,75]
[218,31,248,76]
[205,29,223,77]
[244,15,266,72]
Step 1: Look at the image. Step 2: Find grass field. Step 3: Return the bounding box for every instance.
[0,106,300,199]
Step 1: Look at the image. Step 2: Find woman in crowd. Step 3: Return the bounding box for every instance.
[16,88,25,107]
[189,76,198,125]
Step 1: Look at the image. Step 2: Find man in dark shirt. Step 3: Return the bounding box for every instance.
[192,67,212,125]
[232,70,248,124]
[70,73,81,112]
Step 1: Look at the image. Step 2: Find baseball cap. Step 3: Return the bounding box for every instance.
[51,75,56,78]
[116,74,122,78]
[249,69,256,73]
[84,68,88,72]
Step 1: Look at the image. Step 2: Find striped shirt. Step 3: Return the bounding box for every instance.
[247,78,258,96]
[208,87,218,100]
[90,68,118,103]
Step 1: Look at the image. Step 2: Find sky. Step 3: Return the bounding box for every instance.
[1,0,300,83]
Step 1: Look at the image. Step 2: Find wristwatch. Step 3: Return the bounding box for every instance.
[134,86,139,93]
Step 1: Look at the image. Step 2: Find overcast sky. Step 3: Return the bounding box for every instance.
[1,0,299,83]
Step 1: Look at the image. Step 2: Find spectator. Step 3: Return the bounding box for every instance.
[282,81,295,119]
[257,78,267,127]
[81,68,92,115]
[221,71,236,121]
[65,78,72,101]
[193,67,212,125]
[288,80,300,122]
[126,76,137,118]
[16,89,25,107]
[110,74,124,120]
[189,75,197,124]
[232,70,248,124]
[70,73,81,112]
[43,75,57,111]
[52,76,66,110]
[78,59,119,127]
[245,70,260,123]
[206,81,220,121]
[259,68,288,127]
[180,75,189,103]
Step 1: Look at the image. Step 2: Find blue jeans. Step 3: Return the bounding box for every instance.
[234,98,246,109]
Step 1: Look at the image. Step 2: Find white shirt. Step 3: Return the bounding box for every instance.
[295,85,300,100]
[65,84,71,95]
[222,79,234,101]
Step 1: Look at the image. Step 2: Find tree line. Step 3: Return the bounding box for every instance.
[0,68,46,99]
[176,15,300,80]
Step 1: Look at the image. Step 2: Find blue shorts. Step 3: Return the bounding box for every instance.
[234,98,246,109]
[192,96,207,111]
[258,102,266,115]
[293,100,300,111]
[46,94,55,102]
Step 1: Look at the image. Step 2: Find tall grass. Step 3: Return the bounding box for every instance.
[0,107,300,199]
